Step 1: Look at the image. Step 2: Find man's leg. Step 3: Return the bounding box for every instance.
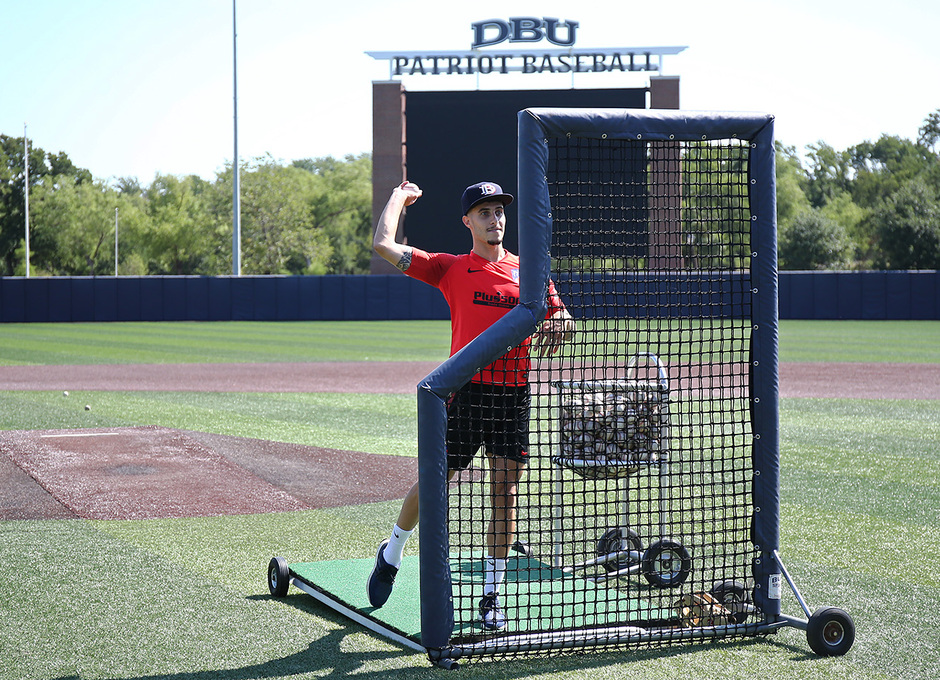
[480,455,526,629]
[486,455,526,562]
[368,471,456,608]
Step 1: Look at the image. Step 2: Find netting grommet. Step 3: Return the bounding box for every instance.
[669,134,675,140]
[636,134,642,139]
[601,133,608,139]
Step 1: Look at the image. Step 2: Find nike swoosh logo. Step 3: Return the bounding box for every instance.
[467,268,485,273]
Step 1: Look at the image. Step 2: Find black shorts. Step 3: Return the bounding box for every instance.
[446,382,531,471]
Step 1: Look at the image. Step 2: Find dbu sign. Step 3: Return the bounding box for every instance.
[471,17,579,49]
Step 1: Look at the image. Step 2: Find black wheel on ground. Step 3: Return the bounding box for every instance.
[641,539,692,588]
[806,607,855,656]
[596,527,643,573]
[268,556,291,597]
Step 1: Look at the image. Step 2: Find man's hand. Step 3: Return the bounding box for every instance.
[396,181,422,206]
[531,310,575,357]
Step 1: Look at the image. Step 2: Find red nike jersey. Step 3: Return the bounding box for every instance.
[406,248,564,385]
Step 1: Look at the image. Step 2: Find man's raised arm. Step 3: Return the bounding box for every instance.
[373,181,422,272]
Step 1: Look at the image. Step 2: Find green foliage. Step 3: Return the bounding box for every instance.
[681,142,751,270]
[804,141,852,208]
[4,109,940,275]
[0,134,91,275]
[0,138,373,277]
[849,134,936,209]
[779,208,851,270]
[143,174,225,275]
[775,109,940,270]
[215,157,332,275]
[775,142,811,229]
[819,192,870,263]
[30,177,119,275]
[870,179,940,269]
[294,153,373,275]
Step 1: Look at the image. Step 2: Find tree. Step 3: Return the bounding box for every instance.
[30,177,120,275]
[294,153,373,274]
[779,208,851,270]
[804,142,852,208]
[871,179,940,269]
[775,143,811,236]
[215,157,333,275]
[918,109,940,153]
[681,143,751,270]
[143,174,224,275]
[0,134,91,275]
[819,192,870,267]
[849,135,934,208]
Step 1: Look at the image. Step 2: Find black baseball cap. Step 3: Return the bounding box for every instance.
[461,181,514,215]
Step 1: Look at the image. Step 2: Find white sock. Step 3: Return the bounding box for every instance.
[382,524,413,568]
[483,556,507,597]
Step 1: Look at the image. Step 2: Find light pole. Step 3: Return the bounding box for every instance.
[232,0,241,276]
[24,123,30,278]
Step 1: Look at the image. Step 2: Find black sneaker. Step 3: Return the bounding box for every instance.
[479,593,506,630]
[367,539,398,608]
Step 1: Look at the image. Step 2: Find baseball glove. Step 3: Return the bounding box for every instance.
[676,591,733,627]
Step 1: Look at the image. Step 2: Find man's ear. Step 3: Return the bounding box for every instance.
[462,215,471,228]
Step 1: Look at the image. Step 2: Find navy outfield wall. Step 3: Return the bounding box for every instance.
[0,270,938,322]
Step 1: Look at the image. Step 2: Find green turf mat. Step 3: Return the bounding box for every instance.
[291,553,422,639]
[289,551,667,644]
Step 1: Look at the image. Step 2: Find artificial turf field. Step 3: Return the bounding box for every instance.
[0,320,937,679]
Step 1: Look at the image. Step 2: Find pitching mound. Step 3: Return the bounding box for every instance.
[0,426,416,521]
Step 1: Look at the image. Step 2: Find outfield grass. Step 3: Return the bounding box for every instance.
[1,320,938,679]
[0,320,452,366]
[1,319,937,366]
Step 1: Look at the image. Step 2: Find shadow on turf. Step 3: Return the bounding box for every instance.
[49,594,813,680]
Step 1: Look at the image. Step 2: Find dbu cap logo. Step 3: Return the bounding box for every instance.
[461,181,514,215]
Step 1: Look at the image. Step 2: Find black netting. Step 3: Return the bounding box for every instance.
[445,135,760,660]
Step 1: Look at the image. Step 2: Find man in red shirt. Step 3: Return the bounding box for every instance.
[369,180,574,630]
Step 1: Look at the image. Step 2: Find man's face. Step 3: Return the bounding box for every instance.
[463,200,506,246]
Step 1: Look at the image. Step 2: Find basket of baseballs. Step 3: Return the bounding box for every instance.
[553,381,668,479]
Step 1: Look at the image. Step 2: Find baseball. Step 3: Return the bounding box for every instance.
[63,391,69,397]
[84,404,91,411]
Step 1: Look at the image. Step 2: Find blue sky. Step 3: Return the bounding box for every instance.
[2,0,937,183]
